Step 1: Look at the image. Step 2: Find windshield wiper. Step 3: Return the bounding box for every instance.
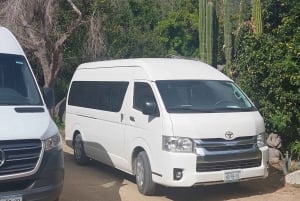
[167,106,256,113]
[167,107,215,113]
[213,107,255,112]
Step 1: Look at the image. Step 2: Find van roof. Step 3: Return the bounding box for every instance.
[77,58,231,81]
[0,27,25,56]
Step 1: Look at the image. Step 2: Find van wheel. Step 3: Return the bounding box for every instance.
[135,151,156,195]
[74,134,88,165]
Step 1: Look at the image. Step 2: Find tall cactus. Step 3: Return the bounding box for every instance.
[239,0,249,24]
[224,0,233,66]
[252,0,263,36]
[206,1,217,68]
[199,0,207,62]
[234,0,250,52]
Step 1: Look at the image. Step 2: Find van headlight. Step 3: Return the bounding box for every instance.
[43,134,62,151]
[257,133,267,148]
[162,136,194,153]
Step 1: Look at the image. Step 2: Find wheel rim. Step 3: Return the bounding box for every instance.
[136,158,144,188]
[74,136,82,160]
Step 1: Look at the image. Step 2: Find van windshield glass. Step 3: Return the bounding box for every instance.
[0,53,42,106]
[156,80,255,113]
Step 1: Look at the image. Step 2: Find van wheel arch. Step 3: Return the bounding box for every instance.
[73,131,89,165]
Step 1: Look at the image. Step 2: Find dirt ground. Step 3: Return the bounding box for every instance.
[60,143,300,201]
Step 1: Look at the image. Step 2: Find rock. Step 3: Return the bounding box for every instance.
[269,147,281,164]
[267,133,282,149]
[285,170,300,185]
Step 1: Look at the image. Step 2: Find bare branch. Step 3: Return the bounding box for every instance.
[0,0,104,89]
[44,0,56,41]
[67,0,82,16]
[55,0,83,50]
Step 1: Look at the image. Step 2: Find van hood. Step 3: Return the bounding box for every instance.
[0,107,58,141]
[168,111,265,139]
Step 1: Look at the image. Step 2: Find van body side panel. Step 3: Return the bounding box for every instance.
[122,80,164,175]
[76,107,126,168]
[65,67,137,171]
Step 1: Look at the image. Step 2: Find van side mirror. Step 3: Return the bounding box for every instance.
[43,87,55,109]
[142,100,159,117]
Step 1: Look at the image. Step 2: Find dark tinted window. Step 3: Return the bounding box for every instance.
[68,81,128,112]
[0,53,42,105]
[133,82,157,112]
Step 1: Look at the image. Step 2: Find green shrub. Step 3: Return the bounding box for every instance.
[290,140,300,160]
[231,34,299,151]
[54,117,65,129]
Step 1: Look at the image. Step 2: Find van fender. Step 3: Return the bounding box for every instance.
[66,123,83,147]
[129,137,153,175]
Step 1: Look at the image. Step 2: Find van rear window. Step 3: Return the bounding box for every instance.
[68,81,128,112]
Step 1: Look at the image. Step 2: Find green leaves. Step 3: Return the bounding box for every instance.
[99,0,167,58]
[290,140,300,160]
[232,0,300,154]
[155,0,199,57]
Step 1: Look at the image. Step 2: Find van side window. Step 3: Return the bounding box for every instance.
[68,81,128,112]
[133,82,157,112]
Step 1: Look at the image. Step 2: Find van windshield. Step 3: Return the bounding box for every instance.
[156,80,256,113]
[0,53,42,106]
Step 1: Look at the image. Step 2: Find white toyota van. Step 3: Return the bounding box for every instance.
[65,58,268,195]
[0,27,63,201]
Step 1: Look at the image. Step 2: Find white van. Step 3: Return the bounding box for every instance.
[0,27,63,201]
[65,58,268,195]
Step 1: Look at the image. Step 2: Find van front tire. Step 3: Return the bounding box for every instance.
[135,151,156,195]
[74,134,89,165]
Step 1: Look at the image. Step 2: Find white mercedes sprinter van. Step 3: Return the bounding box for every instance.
[0,27,63,201]
[65,58,268,195]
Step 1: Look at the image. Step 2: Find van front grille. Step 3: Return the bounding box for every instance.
[0,139,42,176]
[204,144,254,151]
[195,136,262,172]
[195,136,257,151]
[196,158,262,172]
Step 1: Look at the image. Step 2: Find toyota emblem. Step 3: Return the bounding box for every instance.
[0,149,5,167]
[225,131,234,140]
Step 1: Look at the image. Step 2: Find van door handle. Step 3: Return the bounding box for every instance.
[129,116,135,122]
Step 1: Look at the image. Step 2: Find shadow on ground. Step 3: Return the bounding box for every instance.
[61,151,124,201]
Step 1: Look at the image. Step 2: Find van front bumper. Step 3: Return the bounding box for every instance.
[152,146,268,187]
[0,147,64,201]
